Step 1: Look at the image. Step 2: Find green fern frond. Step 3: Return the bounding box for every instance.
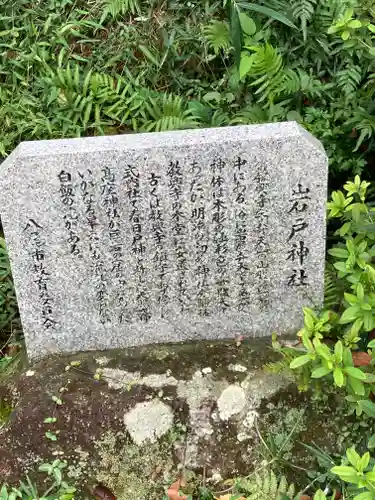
[292,0,317,40]
[45,64,133,129]
[336,65,362,97]
[231,104,268,124]
[232,102,287,124]
[102,0,141,20]
[236,470,295,499]
[249,44,283,78]
[347,107,375,151]
[264,332,301,375]
[210,109,231,127]
[245,44,284,104]
[264,346,299,374]
[324,264,343,309]
[143,94,198,132]
[365,72,375,93]
[281,68,301,95]
[313,0,347,32]
[203,20,231,54]
[298,69,327,98]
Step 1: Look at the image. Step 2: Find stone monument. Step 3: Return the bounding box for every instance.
[0,123,328,360]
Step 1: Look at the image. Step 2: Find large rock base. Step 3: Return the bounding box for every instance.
[0,339,351,498]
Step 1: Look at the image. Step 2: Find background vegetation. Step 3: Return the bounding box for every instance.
[2,0,375,358]
[0,0,374,182]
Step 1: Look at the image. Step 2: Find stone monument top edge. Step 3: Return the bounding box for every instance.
[2,121,322,160]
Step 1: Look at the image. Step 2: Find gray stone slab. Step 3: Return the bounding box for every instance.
[0,123,328,360]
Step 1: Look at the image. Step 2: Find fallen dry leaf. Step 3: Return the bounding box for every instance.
[92,483,117,500]
[167,477,187,500]
[352,351,372,367]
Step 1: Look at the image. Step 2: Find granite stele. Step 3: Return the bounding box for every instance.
[0,123,328,360]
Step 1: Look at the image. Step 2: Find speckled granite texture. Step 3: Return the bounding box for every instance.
[0,123,328,359]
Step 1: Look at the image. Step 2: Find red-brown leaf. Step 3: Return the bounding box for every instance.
[352,351,372,367]
[92,484,117,500]
[167,478,187,500]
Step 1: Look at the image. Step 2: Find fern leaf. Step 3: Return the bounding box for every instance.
[46,63,133,128]
[292,0,317,40]
[232,102,287,124]
[348,108,375,151]
[102,0,141,20]
[210,109,231,127]
[240,470,296,499]
[278,474,287,493]
[203,20,231,54]
[336,65,361,97]
[143,94,198,132]
[245,44,284,104]
[324,264,343,309]
[264,358,293,374]
[269,470,277,496]
[314,0,347,33]
[231,104,268,124]
[281,68,301,95]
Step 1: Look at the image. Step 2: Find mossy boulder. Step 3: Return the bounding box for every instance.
[0,339,357,498]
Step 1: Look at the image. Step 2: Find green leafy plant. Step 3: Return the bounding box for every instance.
[270,177,375,412]
[0,460,75,500]
[292,0,317,41]
[328,8,364,41]
[331,447,375,499]
[143,94,199,132]
[0,238,19,336]
[290,334,372,400]
[0,0,373,185]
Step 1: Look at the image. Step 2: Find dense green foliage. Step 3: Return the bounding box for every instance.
[0,238,19,344]
[0,0,373,184]
[3,1,375,497]
[0,460,75,500]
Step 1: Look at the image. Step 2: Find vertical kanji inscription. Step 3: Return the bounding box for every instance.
[58,170,82,257]
[101,166,129,323]
[233,156,250,311]
[167,160,189,312]
[254,164,271,310]
[24,219,57,331]
[148,172,169,316]
[287,183,311,287]
[124,164,151,322]
[79,169,110,323]
[190,160,210,316]
[211,156,230,312]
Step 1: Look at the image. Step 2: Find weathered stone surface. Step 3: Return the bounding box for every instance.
[218,385,247,420]
[0,124,328,359]
[0,340,352,499]
[123,400,174,445]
